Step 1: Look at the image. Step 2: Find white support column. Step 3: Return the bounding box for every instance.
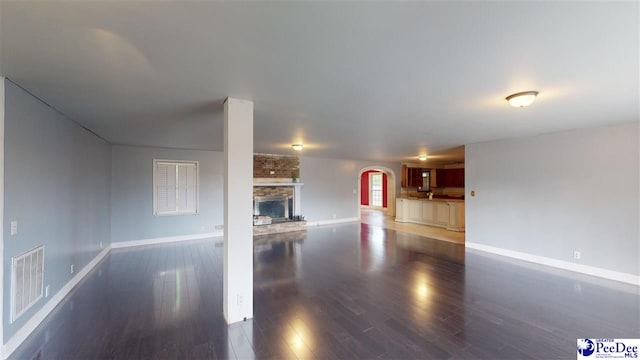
[223,97,254,324]
[0,77,5,355]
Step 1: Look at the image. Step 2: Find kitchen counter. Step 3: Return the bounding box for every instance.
[400,196,464,203]
[396,198,465,232]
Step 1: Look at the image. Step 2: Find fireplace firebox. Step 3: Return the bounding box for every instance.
[254,195,290,220]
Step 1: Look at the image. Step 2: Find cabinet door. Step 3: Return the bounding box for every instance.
[409,168,415,187]
[410,168,420,187]
[435,203,450,224]
[401,165,408,188]
[448,168,464,187]
[422,202,434,222]
[396,199,404,219]
[435,168,465,187]
[408,201,422,221]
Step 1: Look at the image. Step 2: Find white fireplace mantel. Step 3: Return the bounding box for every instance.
[253,180,303,216]
[252,182,304,187]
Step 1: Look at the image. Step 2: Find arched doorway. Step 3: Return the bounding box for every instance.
[357,166,397,221]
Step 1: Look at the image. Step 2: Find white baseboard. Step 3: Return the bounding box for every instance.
[306,217,360,227]
[2,246,111,359]
[111,231,223,249]
[466,241,639,286]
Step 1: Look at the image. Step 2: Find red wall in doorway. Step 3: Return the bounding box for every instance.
[360,171,387,208]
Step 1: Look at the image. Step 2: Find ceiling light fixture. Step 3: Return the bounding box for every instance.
[506,91,539,107]
[291,144,303,151]
[418,155,428,161]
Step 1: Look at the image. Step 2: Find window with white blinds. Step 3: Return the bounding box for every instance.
[153,160,199,216]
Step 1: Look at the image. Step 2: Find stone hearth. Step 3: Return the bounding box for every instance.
[253,220,307,236]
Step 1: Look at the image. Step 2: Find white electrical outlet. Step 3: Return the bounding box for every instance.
[573,250,581,260]
[70,264,75,274]
[332,214,337,219]
[99,241,103,249]
[45,285,50,298]
[237,295,243,306]
[10,220,18,236]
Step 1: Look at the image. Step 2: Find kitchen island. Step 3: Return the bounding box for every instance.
[395,197,465,232]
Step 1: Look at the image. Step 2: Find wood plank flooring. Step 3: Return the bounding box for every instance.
[9,223,640,359]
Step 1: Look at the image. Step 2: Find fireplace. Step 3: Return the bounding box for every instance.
[254,195,290,220]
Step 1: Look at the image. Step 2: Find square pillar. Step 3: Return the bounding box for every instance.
[0,77,5,350]
[223,97,253,324]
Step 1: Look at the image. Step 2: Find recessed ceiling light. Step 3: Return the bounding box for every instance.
[418,155,428,161]
[291,144,303,151]
[506,91,539,107]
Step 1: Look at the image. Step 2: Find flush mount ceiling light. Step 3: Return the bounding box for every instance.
[506,91,539,107]
[291,144,303,151]
[418,155,428,161]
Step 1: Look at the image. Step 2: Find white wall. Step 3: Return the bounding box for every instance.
[466,122,639,276]
[300,156,402,222]
[111,145,223,243]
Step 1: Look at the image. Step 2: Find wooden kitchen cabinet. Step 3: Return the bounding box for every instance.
[432,168,465,188]
[401,165,425,188]
[401,165,408,187]
[449,168,465,187]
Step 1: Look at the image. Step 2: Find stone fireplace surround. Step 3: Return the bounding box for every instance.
[253,180,306,235]
[252,153,306,235]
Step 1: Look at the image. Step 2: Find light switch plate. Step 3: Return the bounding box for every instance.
[10,221,18,236]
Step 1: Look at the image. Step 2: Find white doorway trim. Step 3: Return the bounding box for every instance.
[357,166,397,221]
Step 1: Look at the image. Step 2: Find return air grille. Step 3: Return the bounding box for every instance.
[11,246,44,322]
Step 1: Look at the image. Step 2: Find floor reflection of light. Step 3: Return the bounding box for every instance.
[174,270,181,314]
[291,334,304,349]
[285,313,314,357]
[417,284,429,297]
[153,266,199,326]
[412,273,433,316]
[361,226,386,271]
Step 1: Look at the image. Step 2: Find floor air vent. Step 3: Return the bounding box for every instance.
[11,246,44,322]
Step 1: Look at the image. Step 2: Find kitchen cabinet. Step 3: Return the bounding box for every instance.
[432,168,464,188]
[396,199,405,218]
[395,198,465,231]
[407,200,422,222]
[401,165,426,188]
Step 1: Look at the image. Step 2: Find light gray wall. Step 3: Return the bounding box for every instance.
[466,122,639,275]
[3,79,111,340]
[300,156,402,221]
[111,145,223,242]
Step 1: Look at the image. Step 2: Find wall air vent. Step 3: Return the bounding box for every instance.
[11,246,44,322]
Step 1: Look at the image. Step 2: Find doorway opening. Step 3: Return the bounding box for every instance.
[357,166,396,221]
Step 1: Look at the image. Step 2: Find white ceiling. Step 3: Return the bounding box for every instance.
[0,1,638,163]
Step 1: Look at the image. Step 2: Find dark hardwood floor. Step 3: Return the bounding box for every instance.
[9,223,640,359]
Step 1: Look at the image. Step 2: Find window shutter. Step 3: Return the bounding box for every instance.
[156,163,176,214]
[185,164,197,213]
[154,160,198,215]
